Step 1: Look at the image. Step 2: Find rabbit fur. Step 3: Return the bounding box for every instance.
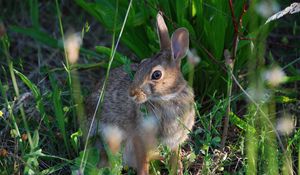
[86,13,195,174]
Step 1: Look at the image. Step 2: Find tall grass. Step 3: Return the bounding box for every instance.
[0,0,300,174]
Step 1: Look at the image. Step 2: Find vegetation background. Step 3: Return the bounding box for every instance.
[0,0,299,174]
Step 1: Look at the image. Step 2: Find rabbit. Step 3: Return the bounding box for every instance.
[86,12,195,175]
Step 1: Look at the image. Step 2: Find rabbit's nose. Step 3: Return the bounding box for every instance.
[129,88,147,104]
[129,89,138,97]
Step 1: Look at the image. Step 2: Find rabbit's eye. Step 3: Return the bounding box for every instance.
[151,70,162,80]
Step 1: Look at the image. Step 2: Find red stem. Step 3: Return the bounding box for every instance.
[221,0,248,149]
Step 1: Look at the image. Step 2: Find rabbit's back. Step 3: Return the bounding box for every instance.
[87,64,139,137]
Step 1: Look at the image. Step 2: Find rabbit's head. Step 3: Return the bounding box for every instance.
[129,13,189,104]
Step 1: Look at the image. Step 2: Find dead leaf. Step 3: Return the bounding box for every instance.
[266,3,300,24]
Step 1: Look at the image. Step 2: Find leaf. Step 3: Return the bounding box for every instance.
[29,0,39,28]
[123,59,134,80]
[49,73,71,155]
[14,69,56,142]
[14,70,40,99]
[176,0,187,25]
[14,69,47,120]
[265,3,300,24]
[72,148,100,175]
[41,162,69,175]
[9,26,103,60]
[212,136,221,144]
[70,129,83,152]
[95,46,125,64]
[230,112,256,134]
[286,75,300,83]
[32,130,39,149]
[25,149,45,158]
[145,26,158,52]
[275,96,296,103]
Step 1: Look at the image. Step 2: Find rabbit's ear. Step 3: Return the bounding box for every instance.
[171,28,189,60]
[156,12,170,50]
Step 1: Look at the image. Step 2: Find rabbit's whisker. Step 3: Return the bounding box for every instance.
[147,101,161,122]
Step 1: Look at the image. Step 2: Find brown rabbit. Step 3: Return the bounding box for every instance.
[87,13,195,175]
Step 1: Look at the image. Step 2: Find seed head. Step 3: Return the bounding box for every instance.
[102,125,123,154]
[263,67,286,87]
[187,49,200,66]
[276,114,295,135]
[140,116,158,151]
[64,32,82,64]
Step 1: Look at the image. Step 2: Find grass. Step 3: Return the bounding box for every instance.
[0,0,300,174]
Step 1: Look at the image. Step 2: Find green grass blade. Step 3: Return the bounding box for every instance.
[29,0,39,29]
[49,73,71,157]
[9,26,104,60]
[230,112,256,134]
[40,162,69,175]
[13,69,55,146]
[95,46,125,64]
